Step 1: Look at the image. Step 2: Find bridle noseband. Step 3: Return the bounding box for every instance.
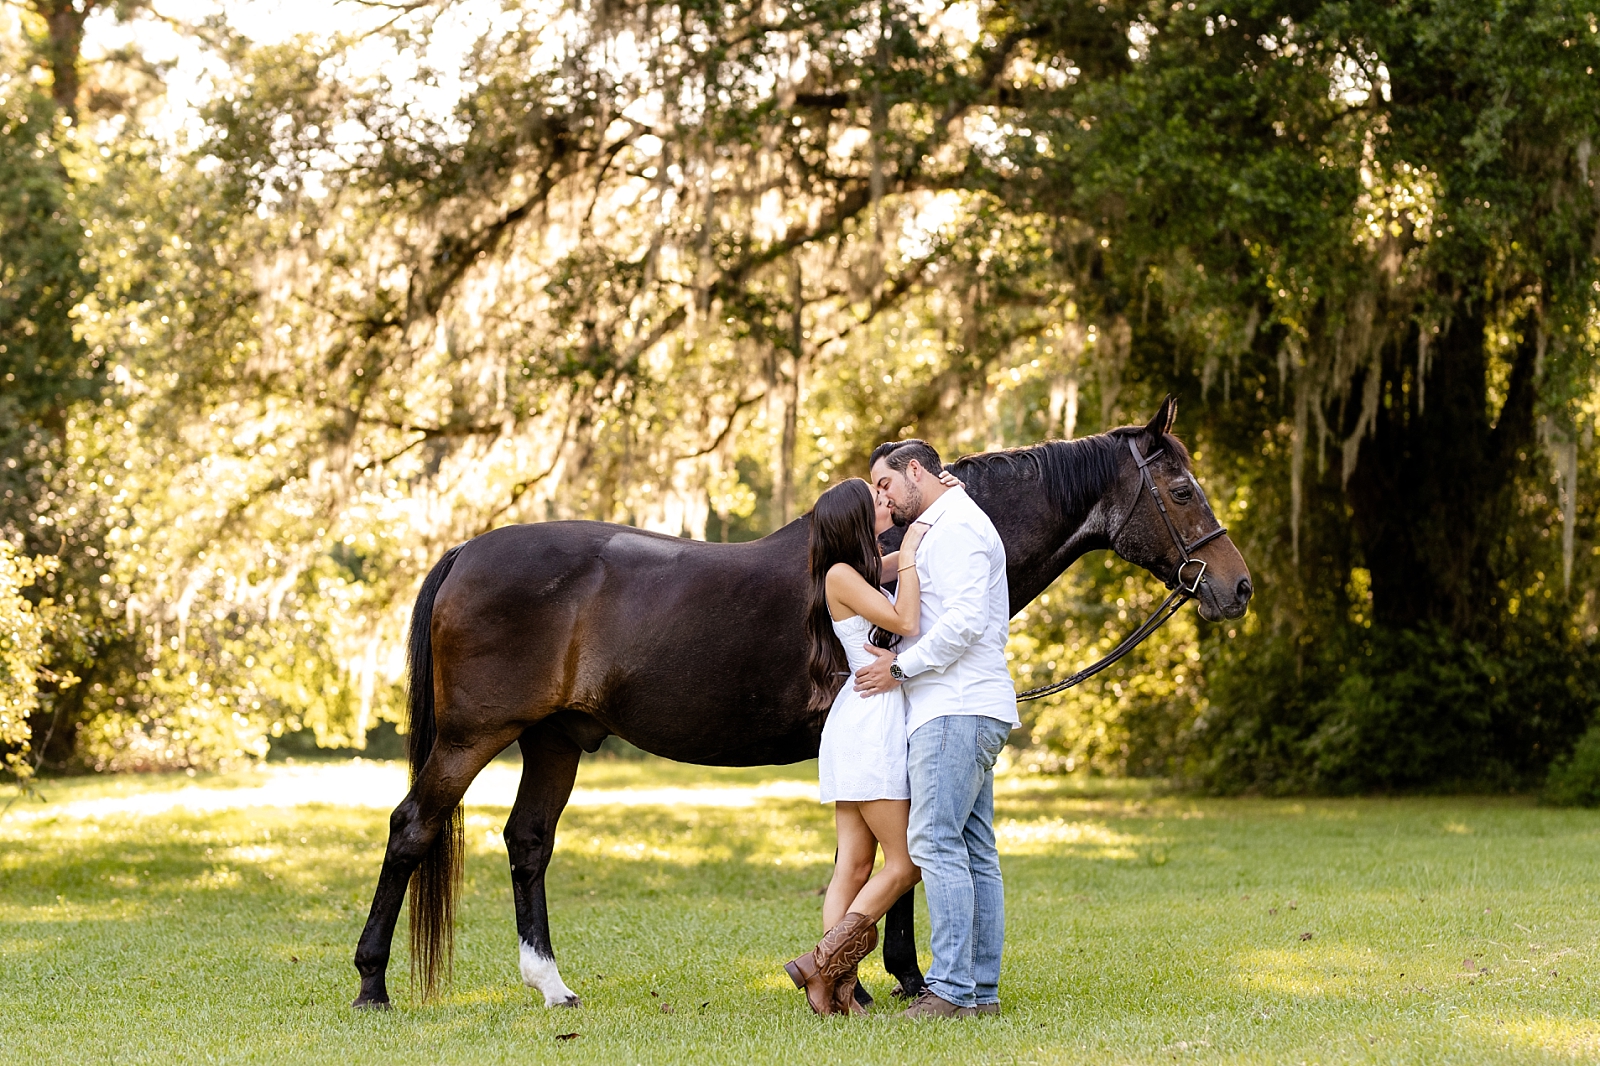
[1016,436,1230,703]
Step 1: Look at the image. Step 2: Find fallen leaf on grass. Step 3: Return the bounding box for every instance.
[555,1032,579,1041]
[1299,932,1314,941]
[1462,958,1476,972]
[660,1003,674,1014]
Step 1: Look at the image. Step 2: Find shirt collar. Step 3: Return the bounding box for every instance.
[915,484,964,528]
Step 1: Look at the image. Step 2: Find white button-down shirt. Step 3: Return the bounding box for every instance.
[894,486,1021,738]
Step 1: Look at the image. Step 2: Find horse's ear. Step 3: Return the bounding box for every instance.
[1144,394,1178,438]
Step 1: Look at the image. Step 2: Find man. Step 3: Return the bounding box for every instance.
[855,439,1020,1019]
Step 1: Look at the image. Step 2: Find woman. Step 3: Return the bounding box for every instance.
[783,476,928,1016]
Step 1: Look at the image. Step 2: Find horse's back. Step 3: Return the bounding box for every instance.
[425,520,821,764]
[439,521,789,612]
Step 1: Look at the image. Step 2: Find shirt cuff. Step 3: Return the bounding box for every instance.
[896,647,929,677]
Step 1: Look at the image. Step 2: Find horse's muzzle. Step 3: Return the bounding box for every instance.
[1197,575,1252,622]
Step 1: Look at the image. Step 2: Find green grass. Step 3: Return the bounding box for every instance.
[3,758,1599,1065]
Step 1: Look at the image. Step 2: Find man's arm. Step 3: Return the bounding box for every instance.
[893,525,990,678]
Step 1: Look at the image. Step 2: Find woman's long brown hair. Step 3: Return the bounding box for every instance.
[804,478,895,711]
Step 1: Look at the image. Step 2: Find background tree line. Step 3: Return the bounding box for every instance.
[3,0,1599,792]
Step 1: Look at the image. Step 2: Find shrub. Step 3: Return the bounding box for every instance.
[1196,621,1600,795]
[1543,721,1600,807]
[0,544,80,783]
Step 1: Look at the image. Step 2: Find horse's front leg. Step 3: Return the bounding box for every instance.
[883,887,926,999]
[506,722,583,1006]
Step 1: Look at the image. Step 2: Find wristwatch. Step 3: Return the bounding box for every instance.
[889,660,906,681]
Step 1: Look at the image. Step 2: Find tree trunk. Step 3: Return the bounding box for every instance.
[774,262,805,526]
[36,1,95,119]
[1345,304,1539,637]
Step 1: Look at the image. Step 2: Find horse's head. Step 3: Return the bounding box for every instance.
[1108,396,1252,622]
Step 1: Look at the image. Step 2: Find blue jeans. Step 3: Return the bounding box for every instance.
[906,713,1012,1007]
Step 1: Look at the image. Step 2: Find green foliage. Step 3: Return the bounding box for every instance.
[0,27,102,778]
[0,25,95,541]
[6,0,1600,784]
[1200,621,1600,794]
[0,60,93,470]
[0,542,79,782]
[1072,0,1600,789]
[1008,554,1212,778]
[1543,718,1600,807]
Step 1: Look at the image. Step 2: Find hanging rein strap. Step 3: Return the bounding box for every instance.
[1015,437,1228,703]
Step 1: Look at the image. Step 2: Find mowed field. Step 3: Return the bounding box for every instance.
[2,756,1599,1065]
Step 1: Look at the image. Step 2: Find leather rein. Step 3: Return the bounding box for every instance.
[1015,437,1228,703]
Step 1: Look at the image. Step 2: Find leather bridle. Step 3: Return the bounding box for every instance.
[1016,437,1229,703]
[1113,437,1230,595]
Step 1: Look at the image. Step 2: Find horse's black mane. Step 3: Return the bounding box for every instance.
[949,427,1191,516]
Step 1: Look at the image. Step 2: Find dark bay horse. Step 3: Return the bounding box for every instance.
[352,396,1252,1008]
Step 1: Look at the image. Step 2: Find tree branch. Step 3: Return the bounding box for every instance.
[669,391,762,462]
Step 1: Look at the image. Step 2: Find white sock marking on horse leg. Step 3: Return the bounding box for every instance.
[520,940,580,1007]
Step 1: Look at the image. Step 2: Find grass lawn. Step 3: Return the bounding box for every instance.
[3,756,1599,1065]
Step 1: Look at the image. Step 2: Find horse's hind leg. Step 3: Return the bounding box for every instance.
[883,887,927,999]
[505,721,583,1007]
[353,729,518,1008]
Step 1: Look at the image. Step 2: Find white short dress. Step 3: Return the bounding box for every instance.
[817,613,911,803]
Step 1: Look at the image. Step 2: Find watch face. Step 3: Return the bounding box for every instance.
[890,663,904,680]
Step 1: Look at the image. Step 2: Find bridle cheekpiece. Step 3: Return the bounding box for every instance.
[1117,436,1229,595]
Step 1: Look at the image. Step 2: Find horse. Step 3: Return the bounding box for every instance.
[352,395,1253,1009]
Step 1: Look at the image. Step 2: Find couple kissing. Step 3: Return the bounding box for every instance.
[783,439,1020,1019]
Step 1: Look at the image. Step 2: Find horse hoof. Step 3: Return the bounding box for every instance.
[551,994,581,1008]
[352,996,392,1011]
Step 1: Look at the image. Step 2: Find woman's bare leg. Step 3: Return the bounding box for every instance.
[843,799,920,922]
[824,802,878,929]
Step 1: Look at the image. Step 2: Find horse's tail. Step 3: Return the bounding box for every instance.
[406,544,464,1002]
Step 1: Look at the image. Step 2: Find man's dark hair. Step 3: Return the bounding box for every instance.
[869,439,943,477]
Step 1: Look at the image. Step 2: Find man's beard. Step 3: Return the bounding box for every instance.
[891,481,924,524]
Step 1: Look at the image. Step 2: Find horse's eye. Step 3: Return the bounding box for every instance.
[1170,485,1193,503]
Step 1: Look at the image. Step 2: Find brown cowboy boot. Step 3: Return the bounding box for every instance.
[819,913,878,1017]
[783,912,879,1016]
[832,962,868,1016]
[783,946,831,1015]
